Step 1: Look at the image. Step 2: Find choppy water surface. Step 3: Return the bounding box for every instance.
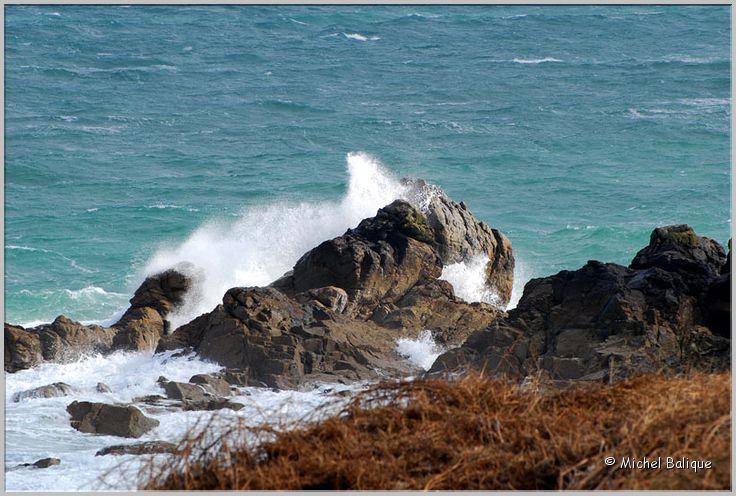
[4,5,731,491]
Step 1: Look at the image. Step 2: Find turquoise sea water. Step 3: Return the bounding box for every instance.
[5,5,731,326]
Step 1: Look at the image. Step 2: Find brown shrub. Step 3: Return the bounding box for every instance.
[141,371,731,490]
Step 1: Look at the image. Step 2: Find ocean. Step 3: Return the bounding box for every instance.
[4,5,731,491]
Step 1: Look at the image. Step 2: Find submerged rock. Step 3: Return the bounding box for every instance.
[66,401,160,438]
[96,441,177,457]
[13,382,74,402]
[429,225,730,383]
[17,458,61,469]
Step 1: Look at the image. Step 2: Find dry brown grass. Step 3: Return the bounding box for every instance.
[141,371,731,490]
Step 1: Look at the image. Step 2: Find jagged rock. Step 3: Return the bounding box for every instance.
[275,201,443,318]
[18,458,61,469]
[13,382,74,402]
[66,401,159,438]
[5,317,116,372]
[111,269,191,352]
[189,374,232,396]
[429,225,730,383]
[630,224,726,299]
[96,382,112,393]
[96,441,177,456]
[402,178,515,305]
[153,195,514,389]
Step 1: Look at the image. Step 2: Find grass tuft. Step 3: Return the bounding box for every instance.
[140,371,731,490]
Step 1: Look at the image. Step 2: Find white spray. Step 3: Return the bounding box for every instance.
[143,152,408,329]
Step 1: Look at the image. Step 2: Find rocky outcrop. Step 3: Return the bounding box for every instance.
[429,225,729,383]
[704,240,731,338]
[66,401,160,438]
[403,178,515,304]
[13,382,74,402]
[112,268,192,351]
[154,196,513,389]
[6,183,513,388]
[4,317,116,372]
[5,324,43,372]
[4,269,191,372]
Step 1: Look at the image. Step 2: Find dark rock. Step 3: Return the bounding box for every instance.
[630,225,726,298]
[66,401,159,438]
[430,225,730,384]
[96,382,112,393]
[18,458,61,469]
[96,441,177,456]
[133,394,168,405]
[13,382,73,402]
[181,399,245,411]
[704,240,731,338]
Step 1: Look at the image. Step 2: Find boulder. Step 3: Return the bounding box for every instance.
[153,193,514,389]
[189,374,232,397]
[5,317,116,372]
[162,381,211,402]
[13,382,74,402]
[66,401,160,438]
[429,225,730,383]
[111,268,191,352]
[4,324,43,372]
[96,441,177,457]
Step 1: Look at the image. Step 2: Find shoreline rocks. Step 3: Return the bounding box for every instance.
[428,225,730,384]
[66,401,160,438]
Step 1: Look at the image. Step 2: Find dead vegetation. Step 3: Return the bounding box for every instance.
[140,371,731,490]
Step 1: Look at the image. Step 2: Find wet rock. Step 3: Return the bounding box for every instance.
[96,382,112,393]
[5,317,116,372]
[162,381,211,402]
[111,268,192,352]
[66,401,159,438]
[18,458,61,469]
[153,195,513,389]
[430,225,730,383]
[13,382,74,402]
[181,399,245,411]
[96,441,177,457]
[189,374,232,396]
[403,178,515,305]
